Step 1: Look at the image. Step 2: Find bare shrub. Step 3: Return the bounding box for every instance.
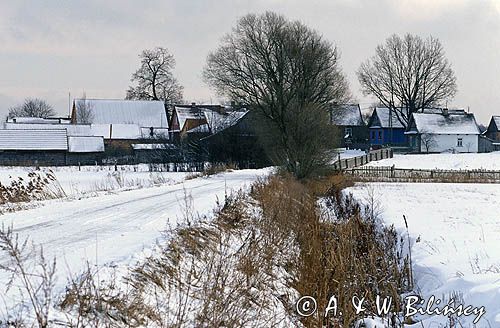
[0,224,56,328]
[0,171,66,205]
[60,263,152,327]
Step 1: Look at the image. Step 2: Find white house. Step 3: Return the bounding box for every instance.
[406,108,480,153]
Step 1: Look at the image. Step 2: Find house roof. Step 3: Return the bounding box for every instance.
[491,116,500,131]
[73,99,168,128]
[411,112,480,135]
[330,104,364,126]
[203,109,248,133]
[173,105,248,133]
[89,123,142,139]
[0,129,68,150]
[173,106,207,131]
[370,107,408,129]
[8,117,72,124]
[4,122,92,136]
[67,136,105,153]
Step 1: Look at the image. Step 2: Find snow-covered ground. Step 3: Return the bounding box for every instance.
[0,164,189,197]
[365,152,500,170]
[348,182,500,327]
[0,168,270,314]
[335,148,367,160]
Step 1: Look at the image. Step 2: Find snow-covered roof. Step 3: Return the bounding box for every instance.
[68,136,105,153]
[371,107,408,129]
[89,124,142,139]
[492,116,500,131]
[411,112,480,135]
[4,122,92,136]
[110,124,142,139]
[173,106,207,131]
[73,99,168,128]
[203,109,248,133]
[172,105,249,134]
[0,129,68,150]
[187,123,210,133]
[330,104,364,126]
[7,117,71,124]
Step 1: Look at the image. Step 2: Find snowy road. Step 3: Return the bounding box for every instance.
[0,169,269,303]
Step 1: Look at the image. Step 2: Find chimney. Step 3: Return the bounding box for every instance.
[191,102,196,107]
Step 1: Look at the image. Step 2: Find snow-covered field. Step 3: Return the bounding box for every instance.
[0,164,189,197]
[0,168,270,316]
[348,182,500,327]
[365,152,500,170]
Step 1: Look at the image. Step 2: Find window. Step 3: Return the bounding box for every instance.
[378,131,382,140]
[457,138,463,147]
[345,127,353,138]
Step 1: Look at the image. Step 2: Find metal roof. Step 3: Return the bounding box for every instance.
[4,122,92,136]
[67,136,104,153]
[73,99,168,128]
[0,129,68,150]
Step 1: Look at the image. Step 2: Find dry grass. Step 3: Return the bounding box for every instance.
[0,171,66,205]
[252,174,411,327]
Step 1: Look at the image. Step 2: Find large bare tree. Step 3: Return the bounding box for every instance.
[126,47,184,105]
[204,12,349,178]
[357,34,457,128]
[8,98,56,118]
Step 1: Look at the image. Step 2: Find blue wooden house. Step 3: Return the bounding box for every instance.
[367,107,408,146]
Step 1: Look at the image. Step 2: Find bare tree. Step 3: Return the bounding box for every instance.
[357,34,457,128]
[420,132,437,153]
[204,12,349,178]
[8,98,56,119]
[75,94,95,124]
[126,47,184,105]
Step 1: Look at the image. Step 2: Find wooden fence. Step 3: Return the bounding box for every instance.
[345,166,500,183]
[332,148,393,170]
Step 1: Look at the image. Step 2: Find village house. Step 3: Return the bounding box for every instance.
[72,98,169,146]
[405,108,480,153]
[367,107,408,147]
[330,104,368,149]
[0,129,104,166]
[485,116,500,141]
[201,110,268,168]
[70,98,171,162]
[481,116,500,151]
[169,104,247,141]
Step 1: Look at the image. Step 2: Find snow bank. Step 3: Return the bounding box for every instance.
[365,152,500,170]
[348,182,500,327]
[0,164,188,197]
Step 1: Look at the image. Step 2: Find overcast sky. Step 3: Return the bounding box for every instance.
[1,0,499,124]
